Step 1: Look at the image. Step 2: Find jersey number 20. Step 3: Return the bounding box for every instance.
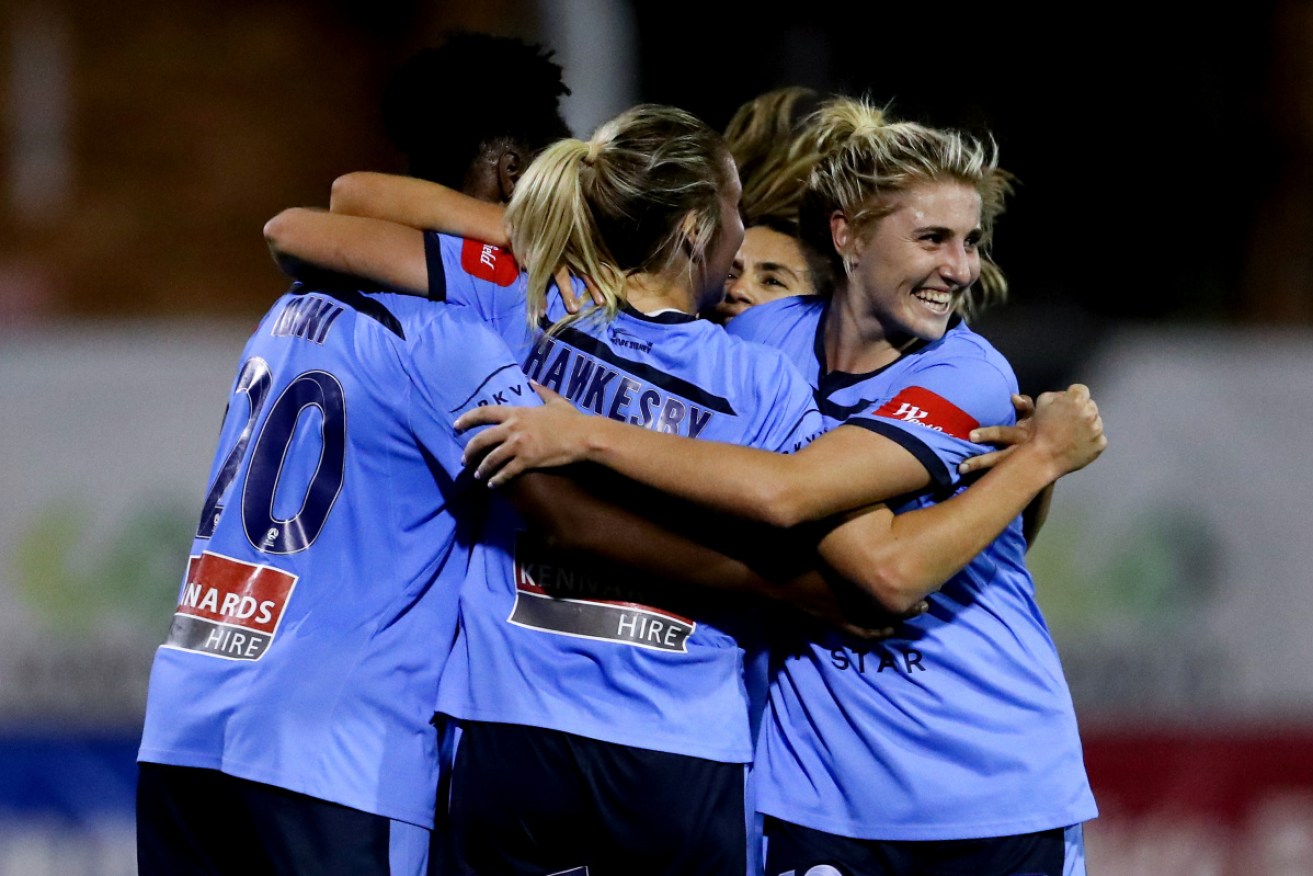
[196,357,346,555]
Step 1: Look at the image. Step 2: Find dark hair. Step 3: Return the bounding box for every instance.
[381,32,572,186]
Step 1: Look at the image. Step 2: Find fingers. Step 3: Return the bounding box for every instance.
[461,423,510,466]
[531,381,567,405]
[969,424,1030,446]
[558,280,581,315]
[454,404,513,433]
[958,445,1014,474]
[475,442,527,487]
[1011,393,1035,419]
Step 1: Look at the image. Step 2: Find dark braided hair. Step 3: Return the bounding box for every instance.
[381,31,572,186]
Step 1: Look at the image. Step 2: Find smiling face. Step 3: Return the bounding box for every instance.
[840,179,983,344]
[712,225,816,322]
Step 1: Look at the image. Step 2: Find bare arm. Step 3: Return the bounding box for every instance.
[508,383,1105,619]
[504,471,893,635]
[263,208,430,294]
[330,172,509,247]
[805,388,1103,612]
[815,447,1069,614]
[459,391,931,528]
[458,384,1103,529]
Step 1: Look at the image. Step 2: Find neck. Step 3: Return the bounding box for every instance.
[624,273,698,315]
[823,282,916,374]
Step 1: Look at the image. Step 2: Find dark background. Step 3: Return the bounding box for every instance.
[3,0,1307,391]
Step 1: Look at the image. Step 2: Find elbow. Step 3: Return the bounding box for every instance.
[263,207,309,256]
[748,479,812,529]
[329,173,369,215]
[263,209,293,250]
[849,554,933,616]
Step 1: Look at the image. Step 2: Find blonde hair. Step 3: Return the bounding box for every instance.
[504,104,734,331]
[724,87,824,229]
[800,96,1014,318]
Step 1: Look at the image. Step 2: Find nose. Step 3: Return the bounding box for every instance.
[724,273,751,304]
[940,242,976,287]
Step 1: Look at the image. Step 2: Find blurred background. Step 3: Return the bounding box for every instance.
[1,1,1310,873]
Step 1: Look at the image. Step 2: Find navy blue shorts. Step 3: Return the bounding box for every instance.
[763,816,1074,876]
[136,762,427,875]
[448,720,747,876]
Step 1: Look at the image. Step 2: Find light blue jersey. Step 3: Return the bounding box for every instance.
[425,233,825,763]
[730,296,1097,840]
[137,288,540,828]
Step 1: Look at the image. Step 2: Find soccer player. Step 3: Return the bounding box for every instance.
[267,102,1104,875]
[134,32,578,876]
[456,98,1102,876]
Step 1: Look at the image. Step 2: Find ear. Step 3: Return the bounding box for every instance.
[495,149,524,203]
[679,210,701,257]
[830,210,853,255]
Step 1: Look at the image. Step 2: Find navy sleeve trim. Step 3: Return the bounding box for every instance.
[844,417,953,491]
[423,232,447,302]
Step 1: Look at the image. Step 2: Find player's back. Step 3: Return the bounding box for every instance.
[138,287,535,828]
[427,234,825,764]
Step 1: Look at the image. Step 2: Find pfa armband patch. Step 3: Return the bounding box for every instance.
[460,239,519,287]
[873,386,979,440]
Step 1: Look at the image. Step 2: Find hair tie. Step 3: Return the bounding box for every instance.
[583,138,603,167]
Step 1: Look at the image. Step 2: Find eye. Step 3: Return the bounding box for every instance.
[763,276,787,288]
[964,231,983,249]
[919,231,945,244]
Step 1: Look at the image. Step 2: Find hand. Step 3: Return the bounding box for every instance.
[554,270,607,315]
[837,598,931,641]
[454,384,591,486]
[1026,383,1106,477]
[957,393,1034,474]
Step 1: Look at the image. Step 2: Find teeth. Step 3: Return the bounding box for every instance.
[914,290,951,310]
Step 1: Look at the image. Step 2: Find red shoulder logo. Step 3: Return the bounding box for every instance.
[460,239,519,287]
[873,386,979,440]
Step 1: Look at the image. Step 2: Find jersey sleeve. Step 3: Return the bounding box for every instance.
[845,347,1017,491]
[724,297,789,347]
[422,232,527,321]
[744,346,827,455]
[405,308,543,477]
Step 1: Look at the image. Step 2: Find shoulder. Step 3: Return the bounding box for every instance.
[710,323,815,409]
[725,295,823,345]
[908,322,1018,394]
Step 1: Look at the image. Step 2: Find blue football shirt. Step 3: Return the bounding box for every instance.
[730,296,1098,840]
[425,233,825,763]
[137,288,540,828]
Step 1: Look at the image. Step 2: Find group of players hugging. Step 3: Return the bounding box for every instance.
[135,31,1107,876]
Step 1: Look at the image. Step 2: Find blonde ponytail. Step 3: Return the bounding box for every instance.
[505,104,733,334]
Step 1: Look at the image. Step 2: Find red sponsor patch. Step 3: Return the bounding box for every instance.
[177,552,297,634]
[873,386,979,440]
[460,239,519,287]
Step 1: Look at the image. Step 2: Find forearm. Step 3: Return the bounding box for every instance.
[330,172,510,246]
[819,443,1061,613]
[507,472,854,624]
[263,208,430,293]
[574,418,851,528]
[1022,483,1055,548]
